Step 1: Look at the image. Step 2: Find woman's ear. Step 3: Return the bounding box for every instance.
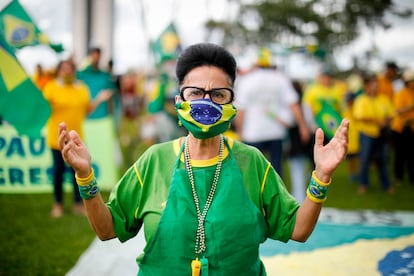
[175,95,182,104]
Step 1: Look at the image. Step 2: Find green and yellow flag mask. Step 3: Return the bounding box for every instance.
[176,99,237,139]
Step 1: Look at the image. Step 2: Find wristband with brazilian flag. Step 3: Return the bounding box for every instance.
[75,169,99,200]
[306,170,331,203]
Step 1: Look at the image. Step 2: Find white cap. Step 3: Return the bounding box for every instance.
[403,69,414,82]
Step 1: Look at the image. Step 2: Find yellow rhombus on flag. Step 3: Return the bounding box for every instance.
[0,30,51,138]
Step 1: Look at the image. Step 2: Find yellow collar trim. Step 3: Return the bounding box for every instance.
[173,136,233,167]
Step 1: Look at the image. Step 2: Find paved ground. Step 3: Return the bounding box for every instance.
[67,208,414,276]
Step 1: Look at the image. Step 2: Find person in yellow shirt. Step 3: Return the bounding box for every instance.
[342,92,360,183]
[391,69,414,186]
[303,69,343,143]
[303,70,343,116]
[377,61,399,101]
[43,60,112,218]
[353,74,395,194]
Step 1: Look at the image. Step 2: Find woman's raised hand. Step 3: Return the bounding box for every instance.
[58,122,92,178]
[313,119,349,182]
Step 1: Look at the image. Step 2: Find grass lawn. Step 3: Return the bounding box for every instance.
[1,155,413,275]
[301,162,414,211]
[0,192,109,276]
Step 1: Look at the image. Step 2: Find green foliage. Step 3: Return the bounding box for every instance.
[206,0,412,51]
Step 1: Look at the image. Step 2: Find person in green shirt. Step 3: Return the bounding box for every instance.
[77,47,116,119]
[58,43,349,276]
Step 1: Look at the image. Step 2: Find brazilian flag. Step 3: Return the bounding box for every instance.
[151,23,181,66]
[0,31,51,138]
[315,101,342,140]
[305,44,327,60]
[0,0,63,52]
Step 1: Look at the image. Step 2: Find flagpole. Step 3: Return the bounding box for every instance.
[171,0,176,23]
[204,0,208,42]
[135,0,153,68]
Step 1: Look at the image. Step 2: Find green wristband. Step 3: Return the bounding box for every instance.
[307,175,330,203]
[78,178,99,200]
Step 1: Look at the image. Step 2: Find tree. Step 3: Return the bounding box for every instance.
[205,0,412,54]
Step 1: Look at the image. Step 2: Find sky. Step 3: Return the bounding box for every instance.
[1,0,414,78]
[335,0,414,72]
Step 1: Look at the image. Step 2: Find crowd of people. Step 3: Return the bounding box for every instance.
[30,41,414,274]
[58,42,349,275]
[232,52,414,198]
[310,61,414,196]
[32,44,413,220]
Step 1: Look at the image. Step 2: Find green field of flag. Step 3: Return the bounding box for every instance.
[151,22,181,66]
[315,101,342,140]
[0,31,51,138]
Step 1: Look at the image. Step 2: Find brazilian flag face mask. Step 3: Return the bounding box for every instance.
[176,99,237,139]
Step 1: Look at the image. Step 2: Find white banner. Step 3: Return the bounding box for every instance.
[0,117,119,193]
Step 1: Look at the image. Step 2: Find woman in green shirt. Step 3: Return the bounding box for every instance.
[58,43,349,275]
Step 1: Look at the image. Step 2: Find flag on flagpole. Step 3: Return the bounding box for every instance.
[0,0,63,52]
[151,23,181,66]
[0,31,51,138]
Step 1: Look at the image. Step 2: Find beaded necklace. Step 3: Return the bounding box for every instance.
[184,135,224,275]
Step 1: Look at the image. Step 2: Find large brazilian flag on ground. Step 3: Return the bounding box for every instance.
[0,0,63,52]
[68,208,414,275]
[0,31,51,138]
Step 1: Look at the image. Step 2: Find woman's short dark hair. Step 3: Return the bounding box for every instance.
[175,43,237,86]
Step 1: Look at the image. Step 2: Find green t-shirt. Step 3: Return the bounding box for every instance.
[106,137,299,250]
[77,66,115,119]
[107,139,299,268]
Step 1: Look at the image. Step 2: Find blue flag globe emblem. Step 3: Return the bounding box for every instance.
[378,246,414,275]
[189,99,223,125]
[315,101,342,139]
[325,115,339,132]
[11,27,30,44]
